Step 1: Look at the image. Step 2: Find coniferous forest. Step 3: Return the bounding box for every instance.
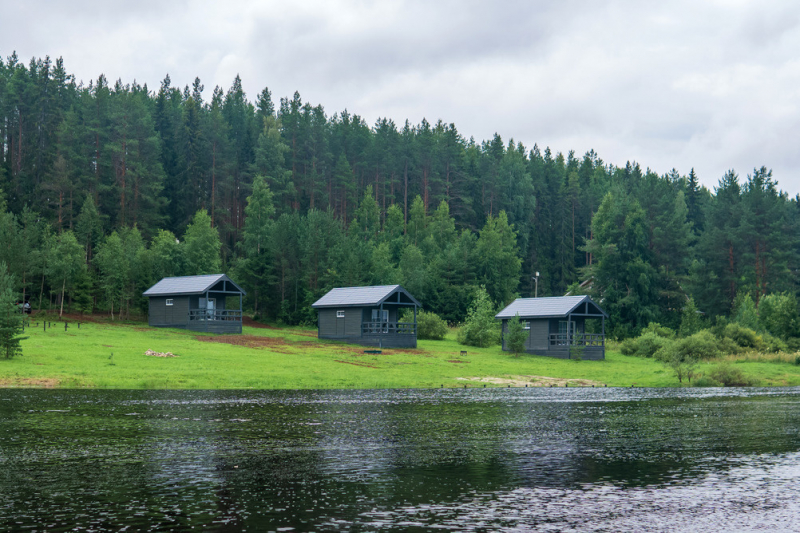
[1,53,799,338]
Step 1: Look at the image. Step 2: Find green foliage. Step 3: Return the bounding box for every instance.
[709,363,757,387]
[457,286,499,348]
[678,298,703,337]
[620,332,674,358]
[722,323,761,349]
[0,263,24,358]
[655,330,720,362]
[506,313,528,356]
[183,210,221,275]
[415,310,449,341]
[732,292,759,331]
[642,322,676,339]
[475,211,521,307]
[758,292,799,340]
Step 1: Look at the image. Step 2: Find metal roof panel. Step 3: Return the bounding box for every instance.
[312,285,420,308]
[143,274,246,296]
[495,296,606,319]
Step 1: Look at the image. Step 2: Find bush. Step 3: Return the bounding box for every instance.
[642,322,676,339]
[709,363,757,387]
[655,330,720,362]
[722,323,762,349]
[693,375,722,387]
[621,332,674,358]
[760,332,788,353]
[415,310,449,341]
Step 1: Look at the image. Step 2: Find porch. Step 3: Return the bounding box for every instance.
[360,321,418,348]
[186,309,243,334]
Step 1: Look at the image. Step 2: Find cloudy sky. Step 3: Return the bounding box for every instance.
[4,0,800,194]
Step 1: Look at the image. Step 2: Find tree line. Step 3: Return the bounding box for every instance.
[1,52,799,336]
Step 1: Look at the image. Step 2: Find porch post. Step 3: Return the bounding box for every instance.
[568,313,572,358]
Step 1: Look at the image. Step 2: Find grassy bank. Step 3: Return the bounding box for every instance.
[2,317,800,389]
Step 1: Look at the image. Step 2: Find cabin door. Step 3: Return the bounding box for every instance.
[371,309,389,333]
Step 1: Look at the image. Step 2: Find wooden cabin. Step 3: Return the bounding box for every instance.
[496,296,608,360]
[143,274,245,334]
[312,285,421,348]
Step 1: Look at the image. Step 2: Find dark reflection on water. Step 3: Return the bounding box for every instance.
[1,387,799,531]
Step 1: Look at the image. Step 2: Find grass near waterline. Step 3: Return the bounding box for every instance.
[2,315,800,389]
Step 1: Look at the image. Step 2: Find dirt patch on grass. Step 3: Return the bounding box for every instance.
[242,317,279,329]
[334,360,379,369]
[457,375,604,387]
[0,377,59,388]
[196,334,292,349]
[447,360,469,364]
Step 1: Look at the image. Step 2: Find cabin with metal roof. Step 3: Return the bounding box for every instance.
[495,296,608,360]
[143,274,246,334]
[311,285,421,348]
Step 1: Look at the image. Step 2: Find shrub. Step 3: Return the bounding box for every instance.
[722,323,761,349]
[621,332,674,358]
[642,322,676,339]
[709,363,757,387]
[415,310,449,341]
[656,330,720,362]
[760,332,788,354]
[693,375,722,387]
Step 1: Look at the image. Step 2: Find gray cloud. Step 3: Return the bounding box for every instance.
[4,0,800,193]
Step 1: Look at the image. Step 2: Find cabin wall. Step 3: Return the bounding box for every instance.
[500,316,604,360]
[148,296,189,327]
[316,305,417,348]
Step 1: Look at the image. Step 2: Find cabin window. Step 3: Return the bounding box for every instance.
[522,321,530,330]
[166,299,173,306]
[336,310,345,318]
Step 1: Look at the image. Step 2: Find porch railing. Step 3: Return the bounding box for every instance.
[361,321,417,336]
[188,309,243,322]
[549,333,605,347]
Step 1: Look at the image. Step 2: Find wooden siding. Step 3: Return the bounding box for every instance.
[317,305,417,348]
[148,296,189,327]
[501,317,604,360]
[319,309,339,337]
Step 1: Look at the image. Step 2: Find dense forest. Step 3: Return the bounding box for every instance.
[1,52,799,337]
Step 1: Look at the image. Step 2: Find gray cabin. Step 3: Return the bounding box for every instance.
[143,274,246,334]
[496,296,608,360]
[312,285,421,348]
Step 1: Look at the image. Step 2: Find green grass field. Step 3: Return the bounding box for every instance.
[2,316,800,389]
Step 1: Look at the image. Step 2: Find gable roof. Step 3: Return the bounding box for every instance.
[143,274,246,297]
[312,285,421,308]
[495,295,607,319]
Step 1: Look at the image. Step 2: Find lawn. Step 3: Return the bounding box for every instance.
[2,316,800,389]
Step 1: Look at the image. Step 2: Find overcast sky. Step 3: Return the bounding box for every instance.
[4,0,800,194]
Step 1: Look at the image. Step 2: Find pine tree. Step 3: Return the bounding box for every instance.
[0,262,24,358]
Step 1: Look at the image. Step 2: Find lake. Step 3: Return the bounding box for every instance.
[1,387,799,531]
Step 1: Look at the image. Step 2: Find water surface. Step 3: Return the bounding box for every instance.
[1,387,798,531]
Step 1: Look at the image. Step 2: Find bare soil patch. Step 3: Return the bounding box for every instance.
[0,377,59,388]
[457,375,604,387]
[447,360,469,364]
[334,360,379,369]
[242,317,279,329]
